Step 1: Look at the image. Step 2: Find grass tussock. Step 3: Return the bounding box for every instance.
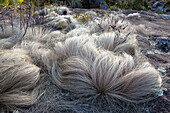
[52,34,162,107]
[0,49,40,106]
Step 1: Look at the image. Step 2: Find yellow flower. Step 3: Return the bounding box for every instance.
[18,0,24,4]
[110,6,116,9]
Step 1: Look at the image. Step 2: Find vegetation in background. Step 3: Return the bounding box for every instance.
[70,0,83,8]
[0,0,169,32]
[105,0,149,10]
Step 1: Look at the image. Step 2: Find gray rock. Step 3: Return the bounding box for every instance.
[157,67,166,73]
[146,50,154,54]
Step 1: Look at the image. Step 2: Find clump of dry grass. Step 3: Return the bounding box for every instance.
[13,28,66,74]
[15,40,54,72]
[53,50,162,106]
[88,14,130,34]
[93,32,138,56]
[66,28,90,38]
[0,49,40,106]
[52,30,162,108]
[54,35,92,60]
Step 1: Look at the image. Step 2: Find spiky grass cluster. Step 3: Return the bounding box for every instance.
[52,29,162,107]
[94,32,138,56]
[0,49,40,106]
[88,14,130,34]
[56,52,161,104]
[13,28,66,73]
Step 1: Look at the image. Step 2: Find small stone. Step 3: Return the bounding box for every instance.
[65,92,69,96]
[157,67,166,73]
[154,50,161,54]
[158,88,167,96]
[158,90,164,96]
[147,50,154,54]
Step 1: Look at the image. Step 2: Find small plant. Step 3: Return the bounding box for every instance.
[74,13,93,24]
[157,11,165,14]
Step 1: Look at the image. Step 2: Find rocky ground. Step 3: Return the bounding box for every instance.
[125,10,170,113]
